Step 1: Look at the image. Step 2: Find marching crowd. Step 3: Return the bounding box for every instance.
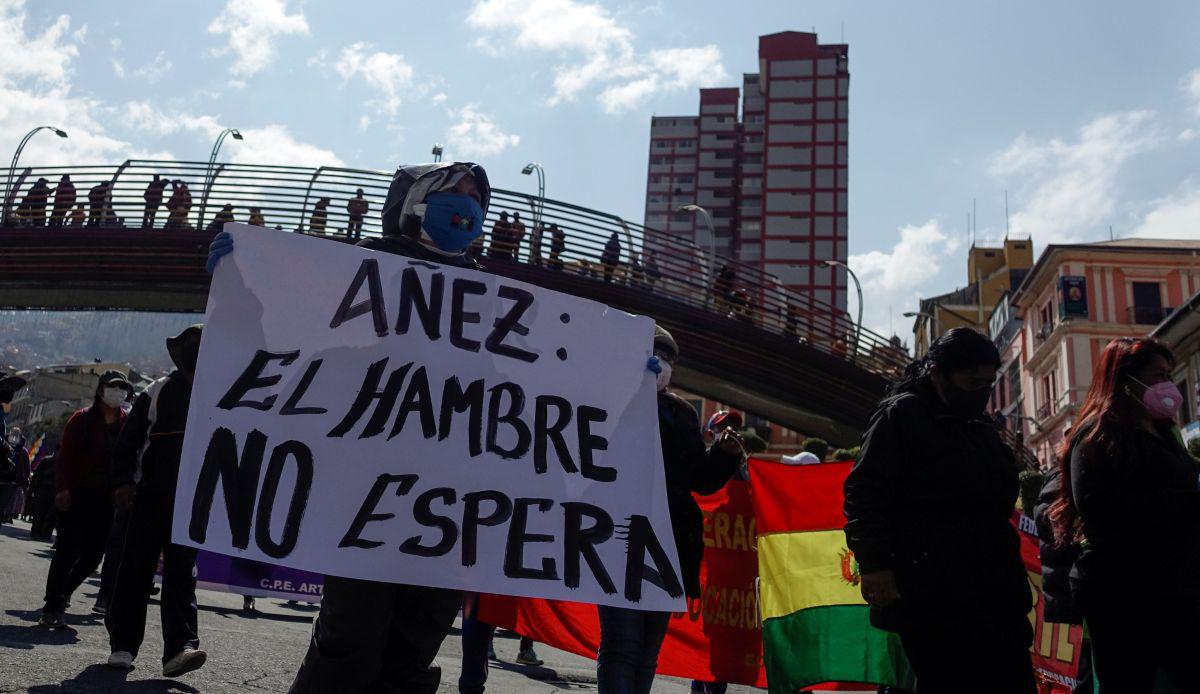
[6,160,1196,694]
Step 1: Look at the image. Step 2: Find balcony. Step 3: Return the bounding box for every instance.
[1035,400,1052,421]
[1127,305,1174,325]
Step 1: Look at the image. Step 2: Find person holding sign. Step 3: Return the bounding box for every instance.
[208,161,493,694]
[105,325,207,677]
[595,326,744,694]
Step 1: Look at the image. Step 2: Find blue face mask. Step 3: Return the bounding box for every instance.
[420,192,484,252]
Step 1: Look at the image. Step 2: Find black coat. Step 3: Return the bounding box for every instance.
[1069,420,1200,607]
[658,392,740,599]
[113,371,192,499]
[1033,465,1083,625]
[844,381,1030,632]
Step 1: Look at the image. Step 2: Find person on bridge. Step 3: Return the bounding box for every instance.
[510,211,526,259]
[207,203,235,234]
[346,188,368,240]
[489,210,513,260]
[248,207,266,227]
[50,175,76,228]
[68,203,85,229]
[309,196,330,234]
[38,370,132,628]
[548,223,566,270]
[844,327,1035,694]
[20,177,51,227]
[105,325,207,677]
[208,160,497,694]
[142,174,169,228]
[601,232,621,283]
[87,181,108,227]
[597,326,744,694]
[164,180,192,230]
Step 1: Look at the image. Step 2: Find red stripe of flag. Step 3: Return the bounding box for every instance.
[749,458,852,535]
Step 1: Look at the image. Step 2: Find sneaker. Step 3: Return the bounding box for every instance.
[38,611,65,628]
[162,647,207,677]
[107,651,134,669]
[92,600,108,615]
[242,596,256,612]
[515,646,543,667]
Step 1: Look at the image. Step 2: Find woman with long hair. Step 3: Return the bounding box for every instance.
[1051,337,1199,692]
[844,327,1034,693]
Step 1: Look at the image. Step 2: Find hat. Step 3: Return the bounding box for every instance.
[167,324,204,370]
[653,324,678,361]
[705,410,743,433]
[98,369,132,391]
[380,162,491,239]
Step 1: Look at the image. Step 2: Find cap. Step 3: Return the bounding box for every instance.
[705,410,744,433]
[98,369,132,390]
[653,324,678,361]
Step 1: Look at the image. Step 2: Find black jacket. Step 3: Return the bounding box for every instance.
[113,371,193,499]
[1069,420,1200,605]
[844,381,1030,631]
[1033,465,1082,625]
[358,235,482,271]
[658,392,740,599]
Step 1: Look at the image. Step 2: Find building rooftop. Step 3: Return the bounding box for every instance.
[1012,238,1200,306]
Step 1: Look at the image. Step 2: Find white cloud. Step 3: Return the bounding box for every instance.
[849,220,961,337]
[466,0,726,113]
[109,37,121,51]
[208,0,309,78]
[991,111,1158,243]
[1131,183,1200,240]
[120,101,222,138]
[445,105,520,158]
[133,51,172,84]
[330,43,414,116]
[1183,67,1200,116]
[111,59,125,78]
[1180,128,1197,142]
[228,124,344,167]
[0,1,78,87]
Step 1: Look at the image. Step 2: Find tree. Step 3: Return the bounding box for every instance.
[802,437,829,461]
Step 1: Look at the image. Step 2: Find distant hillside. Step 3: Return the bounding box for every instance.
[0,310,198,376]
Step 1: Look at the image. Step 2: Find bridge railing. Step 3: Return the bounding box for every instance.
[2,159,910,376]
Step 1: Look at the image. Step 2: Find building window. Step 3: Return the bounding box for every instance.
[675,174,694,184]
[654,140,669,149]
[1131,281,1164,324]
[677,141,694,149]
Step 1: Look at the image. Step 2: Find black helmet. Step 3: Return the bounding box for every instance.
[653,324,678,361]
[380,162,491,239]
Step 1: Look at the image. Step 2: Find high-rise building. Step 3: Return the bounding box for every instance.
[643,31,850,313]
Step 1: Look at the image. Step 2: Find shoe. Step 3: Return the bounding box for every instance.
[92,600,108,615]
[38,611,65,628]
[107,651,134,669]
[162,647,207,677]
[516,646,543,667]
[242,596,256,612]
[487,644,497,660]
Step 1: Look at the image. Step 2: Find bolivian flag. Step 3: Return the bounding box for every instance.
[750,458,915,693]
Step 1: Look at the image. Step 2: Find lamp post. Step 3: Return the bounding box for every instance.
[824,259,862,363]
[677,203,717,309]
[522,163,546,264]
[198,128,242,230]
[431,144,443,163]
[5,125,68,226]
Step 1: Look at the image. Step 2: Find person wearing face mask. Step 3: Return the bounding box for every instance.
[104,325,207,677]
[1050,338,1200,692]
[5,428,31,524]
[597,326,744,694]
[209,162,493,694]
[37,370,133,628]
[843,327,1034,694]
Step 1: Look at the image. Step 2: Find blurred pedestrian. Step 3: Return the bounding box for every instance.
[50,175,76,228]
[1052,337,1200,692]
[346,188,368,240]
[549,223,565,270]
[601,232,620,283]
[5,428,31,523]
[164,180,192,230]
[248,207,265,227]
[489,211,513,260]
[37,370,133,628]
[68,203,86,229]
[510,212,526,260]
[21,178,51,227]
[142,174,168,228]
[844,328,1035,694]
[529,221,545,266]
[206,203,235,234]
[28,450,57,540]
[309,197,330,234]
[105,325,207,677]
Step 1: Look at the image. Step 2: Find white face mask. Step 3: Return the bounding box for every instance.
[101,387,127,409]
[656,362,673,392]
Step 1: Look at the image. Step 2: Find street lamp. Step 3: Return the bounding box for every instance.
[198,128,243,230]
[5,125,68,226]
[431,144,443,162]
[824,259,862,363]
[677,203,717,309]
[522,162,546,260]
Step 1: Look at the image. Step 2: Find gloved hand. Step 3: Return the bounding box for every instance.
[206,230,234,274]
[646,356,662,375]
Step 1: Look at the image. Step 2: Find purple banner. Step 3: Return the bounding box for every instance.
[175,551,326,602]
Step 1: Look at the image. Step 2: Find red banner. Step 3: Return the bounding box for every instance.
[1016,513,1085,693]
[480,479,768,687]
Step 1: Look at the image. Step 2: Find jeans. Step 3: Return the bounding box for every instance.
[459,593,491,694]
[1082,593,1200,693]
[105,491,199,662]
[96,507,130,606]
[42,487,112,613]
[596,606,671,694]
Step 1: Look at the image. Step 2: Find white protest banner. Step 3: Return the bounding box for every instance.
[173,225,685,611]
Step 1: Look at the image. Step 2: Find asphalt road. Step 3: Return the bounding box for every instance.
[0,520,762,693]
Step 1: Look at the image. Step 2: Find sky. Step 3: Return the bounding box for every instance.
[3,0,1199,340]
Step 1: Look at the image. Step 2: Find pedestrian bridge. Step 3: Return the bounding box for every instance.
[0,160,906,444]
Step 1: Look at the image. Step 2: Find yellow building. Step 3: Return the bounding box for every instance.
[912,237,1034,356]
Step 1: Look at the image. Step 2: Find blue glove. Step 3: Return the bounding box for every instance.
[207,231,234,274]
[646,356,662,375]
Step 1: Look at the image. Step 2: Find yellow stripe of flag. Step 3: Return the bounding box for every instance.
[758,529,866,622]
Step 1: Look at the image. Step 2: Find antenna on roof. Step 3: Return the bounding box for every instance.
[972,198,977,246]
[1109,225,1115,241]
[1004,190,1010,239]
[841,21,845,43]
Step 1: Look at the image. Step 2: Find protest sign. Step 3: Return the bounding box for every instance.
[173,225,684,611]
